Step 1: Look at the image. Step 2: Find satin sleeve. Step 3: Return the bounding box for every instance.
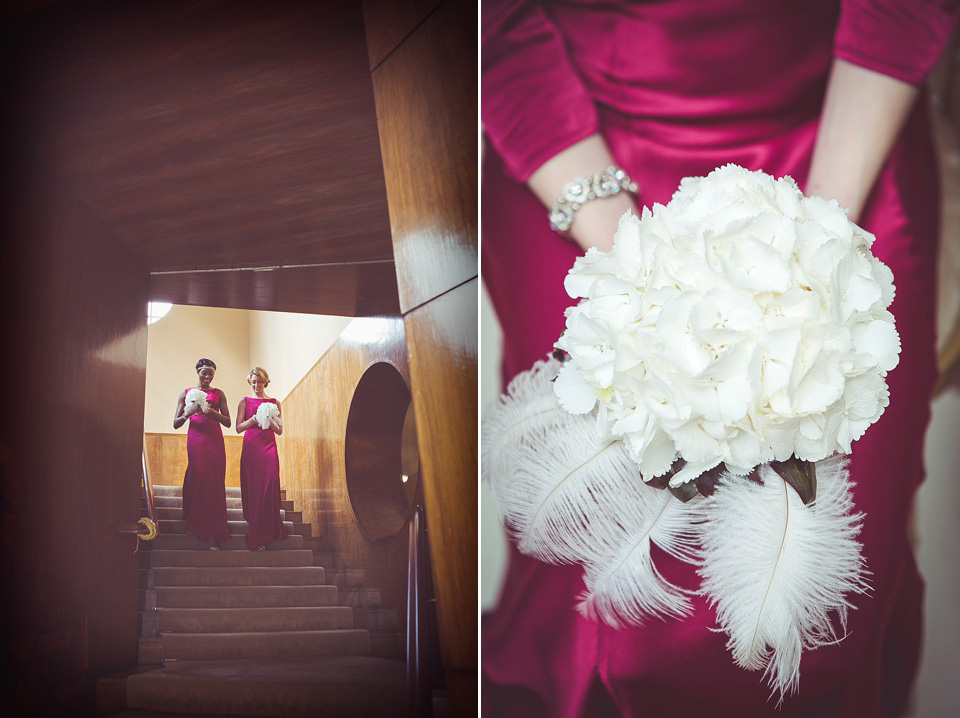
[834,0,960,85]
[482,0,599,182]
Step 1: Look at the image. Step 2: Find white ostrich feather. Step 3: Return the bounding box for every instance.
[697,456,868,701]
[254,402,282,430]
[482,358,639,564]
[481,358,570,487]
[578,483,703,625]
[483,358,697,617]
[184,388,208,415]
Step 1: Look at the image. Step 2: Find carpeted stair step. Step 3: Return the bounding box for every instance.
[146,549,314,568]
[148,566,326,587]
[154,606,354,633]
[125,655,406,717]
[155,506,294,522]
[153,495,244,510]
[148,584,340,609]
[338,588,381,608]
[152,534,303,551]
[351,607,399,631]
[159,628,371,660]
[157,519,296,536]
[325,568,366,589]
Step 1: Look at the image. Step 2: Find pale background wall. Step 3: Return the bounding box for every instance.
[248,311,353,402]
[144,305,251,434]
[144,305,351,433]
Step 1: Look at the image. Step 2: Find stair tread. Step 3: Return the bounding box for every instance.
[146,549,314,568]
[152,535,303,550]
[151,584,339,608]
[158,519,295,535]
[157,628,372,660]
[159,628,369,638]
[125,656,406,717]
[149,565,326,587]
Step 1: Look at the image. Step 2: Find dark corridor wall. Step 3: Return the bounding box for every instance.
[0,142,149,714]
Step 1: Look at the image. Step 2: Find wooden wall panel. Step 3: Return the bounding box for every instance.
[403,281,478,712]
[370,0,478,315]
[2,0,393,274]
[0,141,149,715]
[365,1,479,714]
[144,433,244,488]
[362,0,443,70]
[278,317,412,617]
[148,260,400,318]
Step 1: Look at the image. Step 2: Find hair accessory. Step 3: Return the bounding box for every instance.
[549,166,638,233]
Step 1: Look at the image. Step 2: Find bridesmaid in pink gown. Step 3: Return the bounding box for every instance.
[482,1,959,715]
[236,367,288,551]
[173,358,232,550]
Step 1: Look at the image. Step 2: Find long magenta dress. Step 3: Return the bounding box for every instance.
[481,1,959,715]
[182,387,230,544]
[240,397,288,550]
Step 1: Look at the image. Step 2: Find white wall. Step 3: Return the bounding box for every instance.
[248,311,352,402]
[144,306,351,433]
[143,305,251,434]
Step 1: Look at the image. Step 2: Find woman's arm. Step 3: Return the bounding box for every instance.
[527,135,639,252]
[806,58,919,223]
[203,389,232,429]
[236,398,249,433]
[173,389,190,430]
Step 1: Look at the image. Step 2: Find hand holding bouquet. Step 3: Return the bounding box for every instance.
[254,402,282,430]
[483,165,899,700]
[183,388,209,416]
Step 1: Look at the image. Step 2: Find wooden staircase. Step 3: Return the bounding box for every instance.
[103,485,409,717]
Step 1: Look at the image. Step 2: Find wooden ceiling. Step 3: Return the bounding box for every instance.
[1,0,399,316]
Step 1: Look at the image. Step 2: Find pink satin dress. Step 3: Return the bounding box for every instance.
[240,397,288,550]
[481,1,959,715]
[182,387,231,544]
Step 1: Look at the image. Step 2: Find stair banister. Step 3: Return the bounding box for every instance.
[407,504,431,717]
[141,436,158,527]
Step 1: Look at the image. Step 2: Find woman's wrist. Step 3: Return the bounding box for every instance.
[528,135,639,252]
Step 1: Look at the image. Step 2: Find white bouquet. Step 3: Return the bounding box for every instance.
[483,165,899,700]
[254,402,282,430]
[183,388,208,415]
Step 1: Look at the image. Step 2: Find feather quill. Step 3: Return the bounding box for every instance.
[696,456,868,701]
[578,483,702,624]
[483,358,696,618]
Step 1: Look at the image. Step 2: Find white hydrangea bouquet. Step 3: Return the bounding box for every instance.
[482,165,899,701]
[254,402,282,430]
[183,388,209,415]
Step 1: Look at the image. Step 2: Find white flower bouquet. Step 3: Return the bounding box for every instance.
[482,165,899,700]
[254,402,282,430]
[183,388,208,415]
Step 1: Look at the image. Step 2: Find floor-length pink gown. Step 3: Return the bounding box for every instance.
[240,397,288,550]
[482,1,958,716]
[182,387,230,544]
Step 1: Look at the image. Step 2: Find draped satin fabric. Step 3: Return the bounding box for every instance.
[481,1,958,715]
[240,397,288,550]
[182,387,231,544]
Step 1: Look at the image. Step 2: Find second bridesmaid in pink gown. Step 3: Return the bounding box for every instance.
[173,358,232,550]
[236,367,288,551]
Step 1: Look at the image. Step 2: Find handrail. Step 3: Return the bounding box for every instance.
[141,435,158,527]
[407,505,431,717]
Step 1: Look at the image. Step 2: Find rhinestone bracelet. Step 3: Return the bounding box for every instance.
[549,166,639,233]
